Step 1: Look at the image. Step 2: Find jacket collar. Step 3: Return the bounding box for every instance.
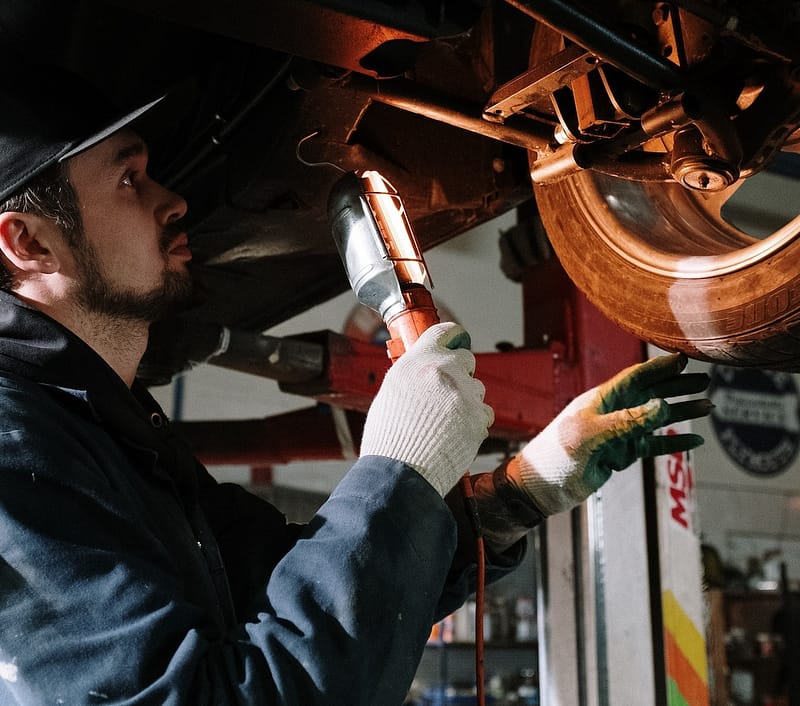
[0,290,167,446]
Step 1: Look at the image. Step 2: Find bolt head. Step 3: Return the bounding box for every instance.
[652,5,670,25]
[672,157,738,191]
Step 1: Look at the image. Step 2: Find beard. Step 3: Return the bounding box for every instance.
[71,224,194,323]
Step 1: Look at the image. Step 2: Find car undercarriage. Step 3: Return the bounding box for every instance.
[4,0,800,379]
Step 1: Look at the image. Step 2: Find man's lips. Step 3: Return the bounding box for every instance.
[167,233,192,260]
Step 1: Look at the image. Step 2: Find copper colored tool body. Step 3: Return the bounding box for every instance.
[385,286,440,361]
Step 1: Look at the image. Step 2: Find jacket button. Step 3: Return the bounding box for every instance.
[150,412,164,428]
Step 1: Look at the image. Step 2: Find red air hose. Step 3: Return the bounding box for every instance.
[458,474,486,706]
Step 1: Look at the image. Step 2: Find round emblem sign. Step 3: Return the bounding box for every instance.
[709,366,800,477]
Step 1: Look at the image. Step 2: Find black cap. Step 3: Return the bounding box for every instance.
[0,62,164,202]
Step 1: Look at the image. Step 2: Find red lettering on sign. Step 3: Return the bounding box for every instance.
[665,428,693,530]
[670,485,688,529]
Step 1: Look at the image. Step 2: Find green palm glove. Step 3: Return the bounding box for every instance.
[506,353,712,516]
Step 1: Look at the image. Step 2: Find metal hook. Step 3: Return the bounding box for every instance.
[295,130,346,173]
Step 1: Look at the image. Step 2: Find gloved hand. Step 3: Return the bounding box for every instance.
[505,353,712,516]
[360,322,494,496]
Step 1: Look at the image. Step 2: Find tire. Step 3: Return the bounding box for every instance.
[533,171,800,370]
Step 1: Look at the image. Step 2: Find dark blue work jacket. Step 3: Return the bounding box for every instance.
[0,292,523,705]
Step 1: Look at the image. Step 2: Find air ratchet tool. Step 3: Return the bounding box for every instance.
[328,169,487,706]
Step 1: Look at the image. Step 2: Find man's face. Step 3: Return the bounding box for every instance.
[64,129,193,322]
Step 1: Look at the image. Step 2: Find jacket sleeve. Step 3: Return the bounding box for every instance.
[0,428,470,706]
[196,461,527,627]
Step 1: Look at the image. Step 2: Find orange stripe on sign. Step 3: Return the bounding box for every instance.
[664,629,708,706]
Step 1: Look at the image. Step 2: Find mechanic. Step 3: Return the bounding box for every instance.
[0,66,712,705]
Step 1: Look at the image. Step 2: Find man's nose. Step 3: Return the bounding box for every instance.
[156,183,188,225]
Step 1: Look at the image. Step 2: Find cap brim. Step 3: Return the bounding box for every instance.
[59,94,167,162]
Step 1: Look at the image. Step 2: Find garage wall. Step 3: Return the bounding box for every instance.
[687,358,800,588]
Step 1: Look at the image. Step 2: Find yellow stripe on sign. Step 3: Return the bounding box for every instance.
[662,590,708,684]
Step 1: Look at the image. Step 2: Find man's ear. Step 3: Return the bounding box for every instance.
[0,211,61,275]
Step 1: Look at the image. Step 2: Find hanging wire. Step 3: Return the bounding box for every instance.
[295,130,346,172]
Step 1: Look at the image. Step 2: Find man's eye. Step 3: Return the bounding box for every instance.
[121,171,138,188]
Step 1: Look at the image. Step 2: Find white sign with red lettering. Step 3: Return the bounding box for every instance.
[654,419,709,704]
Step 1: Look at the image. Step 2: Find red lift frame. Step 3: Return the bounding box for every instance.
[176,260,644,465]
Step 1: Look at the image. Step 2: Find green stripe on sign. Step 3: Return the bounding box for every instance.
[667,677,690,706]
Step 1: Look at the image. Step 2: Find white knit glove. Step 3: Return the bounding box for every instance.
[505,353,711,516]
[360,322,495,496]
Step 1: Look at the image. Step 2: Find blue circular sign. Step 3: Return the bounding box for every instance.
[709,366,800,477]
